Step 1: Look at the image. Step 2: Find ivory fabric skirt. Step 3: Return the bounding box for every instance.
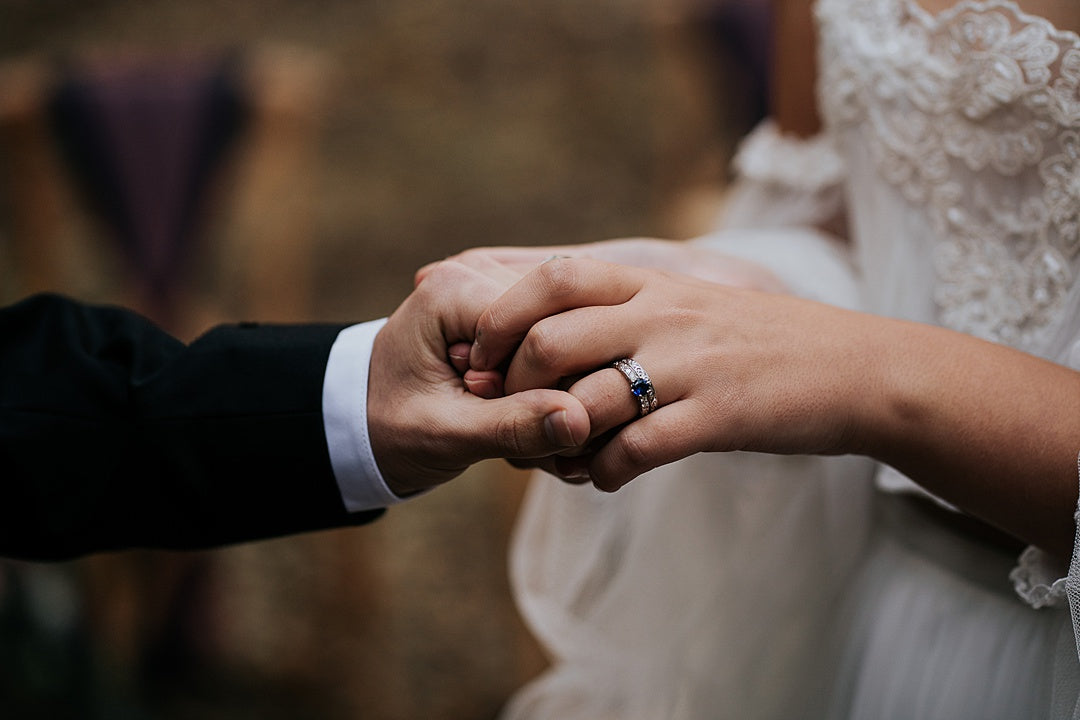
[502,451,1080,719]
[824,493,1077,719]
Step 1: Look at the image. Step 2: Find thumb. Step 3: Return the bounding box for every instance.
[460,389,591,462]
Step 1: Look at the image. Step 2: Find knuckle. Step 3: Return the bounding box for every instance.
[615,426,654,471]
[494,411,530,457]
[479,298,514,338]
[535,258,582,299]
[451,247,486,266]
[521,322,564,371]
[417,259,467,293]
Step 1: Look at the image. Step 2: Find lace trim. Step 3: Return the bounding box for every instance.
[816,0,1080,351]
[732,120,847,192]
[1010,450,1080,612]
[1011,544,1068,608]
[1067,452,1080,660]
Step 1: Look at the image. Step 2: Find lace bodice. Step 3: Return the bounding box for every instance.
[816,0,1080,353]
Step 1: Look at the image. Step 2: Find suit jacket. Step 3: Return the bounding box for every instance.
[0,294,381,560]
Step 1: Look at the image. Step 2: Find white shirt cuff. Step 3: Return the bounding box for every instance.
[322,318,406,512]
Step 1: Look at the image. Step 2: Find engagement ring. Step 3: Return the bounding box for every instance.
[612,358,657,417]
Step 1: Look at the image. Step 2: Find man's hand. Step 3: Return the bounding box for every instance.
[366,259,591,496]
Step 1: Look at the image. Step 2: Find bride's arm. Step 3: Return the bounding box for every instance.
[469,258,1080,558]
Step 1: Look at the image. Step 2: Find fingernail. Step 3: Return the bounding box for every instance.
[553,455,591,482]
[544,410,577,448]
[560,470,591,484]
[472,332,486,367]
[464,377,497,399]
[448,348,468,362]
[467,341,482,367]
[594,478,623,493]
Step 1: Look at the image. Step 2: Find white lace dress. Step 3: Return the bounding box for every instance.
[502,1,1080,718]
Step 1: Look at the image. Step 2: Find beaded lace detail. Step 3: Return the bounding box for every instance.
[817,0,1080,350]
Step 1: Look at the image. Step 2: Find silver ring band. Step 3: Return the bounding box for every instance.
[612,358,657,417]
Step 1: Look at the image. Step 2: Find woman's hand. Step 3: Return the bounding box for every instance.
[469,257,874,491]
[468,257,1080,556]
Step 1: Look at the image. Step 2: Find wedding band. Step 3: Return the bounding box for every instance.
[542,254,571,263]
[613,358,657,417]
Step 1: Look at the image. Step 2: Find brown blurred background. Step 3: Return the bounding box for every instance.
[0,1,762,717]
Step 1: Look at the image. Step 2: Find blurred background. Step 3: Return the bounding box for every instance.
[0,0,765,717]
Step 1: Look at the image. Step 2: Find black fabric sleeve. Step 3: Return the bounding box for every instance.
[0,294,382,560]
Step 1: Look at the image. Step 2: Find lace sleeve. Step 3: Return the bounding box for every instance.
[720,119,847,230]
[1010,453,1080,619]
[693,119,859,310]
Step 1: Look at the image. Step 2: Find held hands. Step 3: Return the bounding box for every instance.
[366,260,590,497]
[408,249,1080,554]
[395,242,865,494]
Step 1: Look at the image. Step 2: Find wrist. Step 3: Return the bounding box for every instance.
[832,313,920,461]
[844,318,992,472]
[367,326,449,499]
[366,328,411,497]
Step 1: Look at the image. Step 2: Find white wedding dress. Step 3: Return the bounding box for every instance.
[502,1,1080,718]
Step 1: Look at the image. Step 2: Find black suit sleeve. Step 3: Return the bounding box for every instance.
[0,294,382,560]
